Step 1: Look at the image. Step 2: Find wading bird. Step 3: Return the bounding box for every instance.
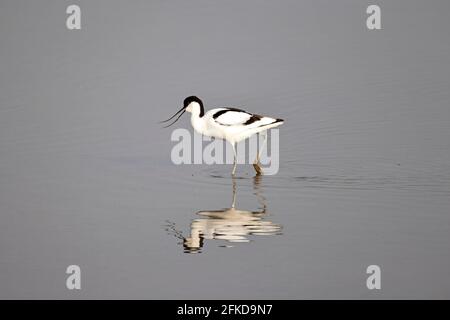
[161,96,284,175]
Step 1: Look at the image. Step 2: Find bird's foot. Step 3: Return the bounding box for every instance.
[253,161,264,175]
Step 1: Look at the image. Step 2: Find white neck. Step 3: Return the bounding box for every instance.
[190,111,205,134]
[188,102,205,134]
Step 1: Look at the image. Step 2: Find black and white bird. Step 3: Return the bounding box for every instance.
[161,96,284,175]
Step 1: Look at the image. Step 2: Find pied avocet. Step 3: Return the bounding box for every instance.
[161,96,284,175]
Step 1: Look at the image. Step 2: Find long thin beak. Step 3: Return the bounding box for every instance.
[159,106,186,128]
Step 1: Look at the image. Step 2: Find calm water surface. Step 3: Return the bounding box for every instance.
[0,1,449,298]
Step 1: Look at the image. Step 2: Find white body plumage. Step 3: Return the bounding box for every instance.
[189,105,284,145]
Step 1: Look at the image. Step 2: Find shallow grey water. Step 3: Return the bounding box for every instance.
[1,1,450,299]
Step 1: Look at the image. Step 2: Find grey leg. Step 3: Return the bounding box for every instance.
[253,131,267,175]
[231,142,237,176]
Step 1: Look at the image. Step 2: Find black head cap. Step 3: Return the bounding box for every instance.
[183,96,203,108]
[183,96,204,117]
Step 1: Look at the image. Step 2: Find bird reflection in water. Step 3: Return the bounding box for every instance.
[165,175,283,253]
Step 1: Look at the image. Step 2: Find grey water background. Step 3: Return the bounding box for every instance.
[1,0,449,299]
